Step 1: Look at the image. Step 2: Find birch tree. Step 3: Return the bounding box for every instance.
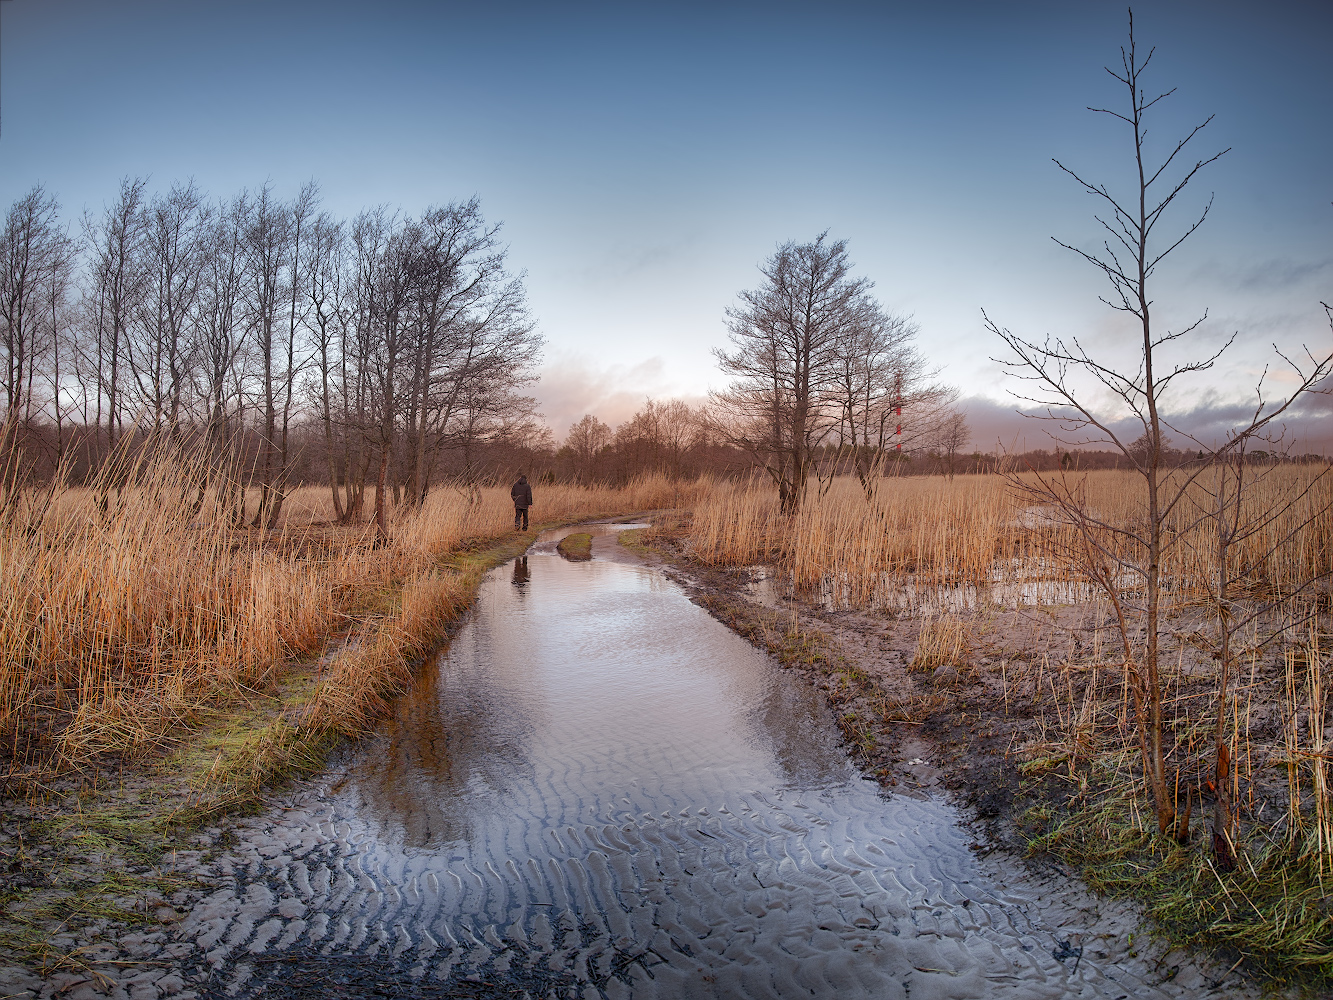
[988,11,1333,849]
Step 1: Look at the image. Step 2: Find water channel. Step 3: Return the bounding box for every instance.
[182,524,1224,999]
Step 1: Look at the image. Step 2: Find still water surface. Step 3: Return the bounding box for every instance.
[188,525,1200,998]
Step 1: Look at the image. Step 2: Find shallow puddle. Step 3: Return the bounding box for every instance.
[183,525,1231,998]
[741,562,1122,617]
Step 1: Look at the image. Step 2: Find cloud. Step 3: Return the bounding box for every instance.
[1191,256,1332,293]
[533,352,707,443]
[959,391,1333,456]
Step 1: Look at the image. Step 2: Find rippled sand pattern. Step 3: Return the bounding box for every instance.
[183,529,1214,998]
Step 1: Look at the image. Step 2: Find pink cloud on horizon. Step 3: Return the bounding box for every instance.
[532,352,708,445]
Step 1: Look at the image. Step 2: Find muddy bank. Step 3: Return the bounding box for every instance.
[669,571,1076,843]
[636,538,1295,998]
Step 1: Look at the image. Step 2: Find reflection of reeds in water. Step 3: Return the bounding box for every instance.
[1,457,706,767]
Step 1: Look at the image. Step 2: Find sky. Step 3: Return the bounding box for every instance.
[2,0,1330,452]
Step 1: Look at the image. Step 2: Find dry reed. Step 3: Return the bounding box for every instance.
[689,468,1332,611]
[0,457,706,772]
[690,467,1333,873]
[909,614,970,672]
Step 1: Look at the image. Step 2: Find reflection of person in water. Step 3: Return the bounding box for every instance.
[511,556,530,587]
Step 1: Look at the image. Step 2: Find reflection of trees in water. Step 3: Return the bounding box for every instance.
[352,631,537,848]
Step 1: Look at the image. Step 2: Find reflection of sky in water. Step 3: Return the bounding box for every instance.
[198,527,1206,998]
[352,544,853,851]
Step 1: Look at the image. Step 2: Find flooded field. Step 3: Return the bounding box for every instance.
[739,561,1121,617]
[175,526,1240,998]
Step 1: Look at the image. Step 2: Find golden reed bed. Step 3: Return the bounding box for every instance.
[688,468,1333,609]
[4,462,1327,783]
[0,461,703,769]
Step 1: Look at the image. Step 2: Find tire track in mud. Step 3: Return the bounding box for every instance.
[175,528,1238,999]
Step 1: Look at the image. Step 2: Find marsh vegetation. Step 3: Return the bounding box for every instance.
[0,458,701,793]
[683,468,1332,980]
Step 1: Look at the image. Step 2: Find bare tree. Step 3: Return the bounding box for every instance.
[613,398,702,479]
[714,233,876,513]
[933,409,970,478]
[1,185,70,481]
[988,11,1333,846]
[827,307,957,492]
[565,414,611,483]
[267,181,319,527]
[302,208,349,521]
[42,222,80,463]
[243,183,293,528]
[400,200,540,503]
[351,207,409,539]
[84,177,149,457]
[196,193,251,519]
[0,176,544,527]
[128,180,209,434]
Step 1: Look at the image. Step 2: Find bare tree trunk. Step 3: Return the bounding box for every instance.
[321,356,344,521]
[374,441,389,541]
[987,14,1234,837]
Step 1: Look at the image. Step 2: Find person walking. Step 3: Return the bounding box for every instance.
[511,473,533,531]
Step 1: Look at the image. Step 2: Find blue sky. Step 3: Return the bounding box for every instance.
[3,0,1329,449]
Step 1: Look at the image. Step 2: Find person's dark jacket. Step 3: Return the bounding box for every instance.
[511,477,533,508]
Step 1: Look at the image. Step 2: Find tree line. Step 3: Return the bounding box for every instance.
[549,398,977,487]
[3,177,982,520]
[0,179,541,535]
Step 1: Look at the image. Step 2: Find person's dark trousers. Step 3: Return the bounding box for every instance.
[514,506,529,530]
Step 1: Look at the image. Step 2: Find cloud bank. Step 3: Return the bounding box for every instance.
[959,390,1332,457]
[533,352,708,444]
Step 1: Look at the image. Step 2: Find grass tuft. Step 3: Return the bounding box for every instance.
[556,532,593,561]
[910,614,970,672]
[1028,772,1333,984]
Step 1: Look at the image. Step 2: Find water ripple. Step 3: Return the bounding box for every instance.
[185,528,1228,998]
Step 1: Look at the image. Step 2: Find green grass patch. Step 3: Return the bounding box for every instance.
[437,531,534,577]
[184,717,336,799]
[1027,780,1333,987]
[556,532,593,561]
[617,527,660,558]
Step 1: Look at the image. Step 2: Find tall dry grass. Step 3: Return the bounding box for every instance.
[0,457,707,771]
[688,468,1333,610]
[690,473,1032,604]
[690,467,1333,903]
